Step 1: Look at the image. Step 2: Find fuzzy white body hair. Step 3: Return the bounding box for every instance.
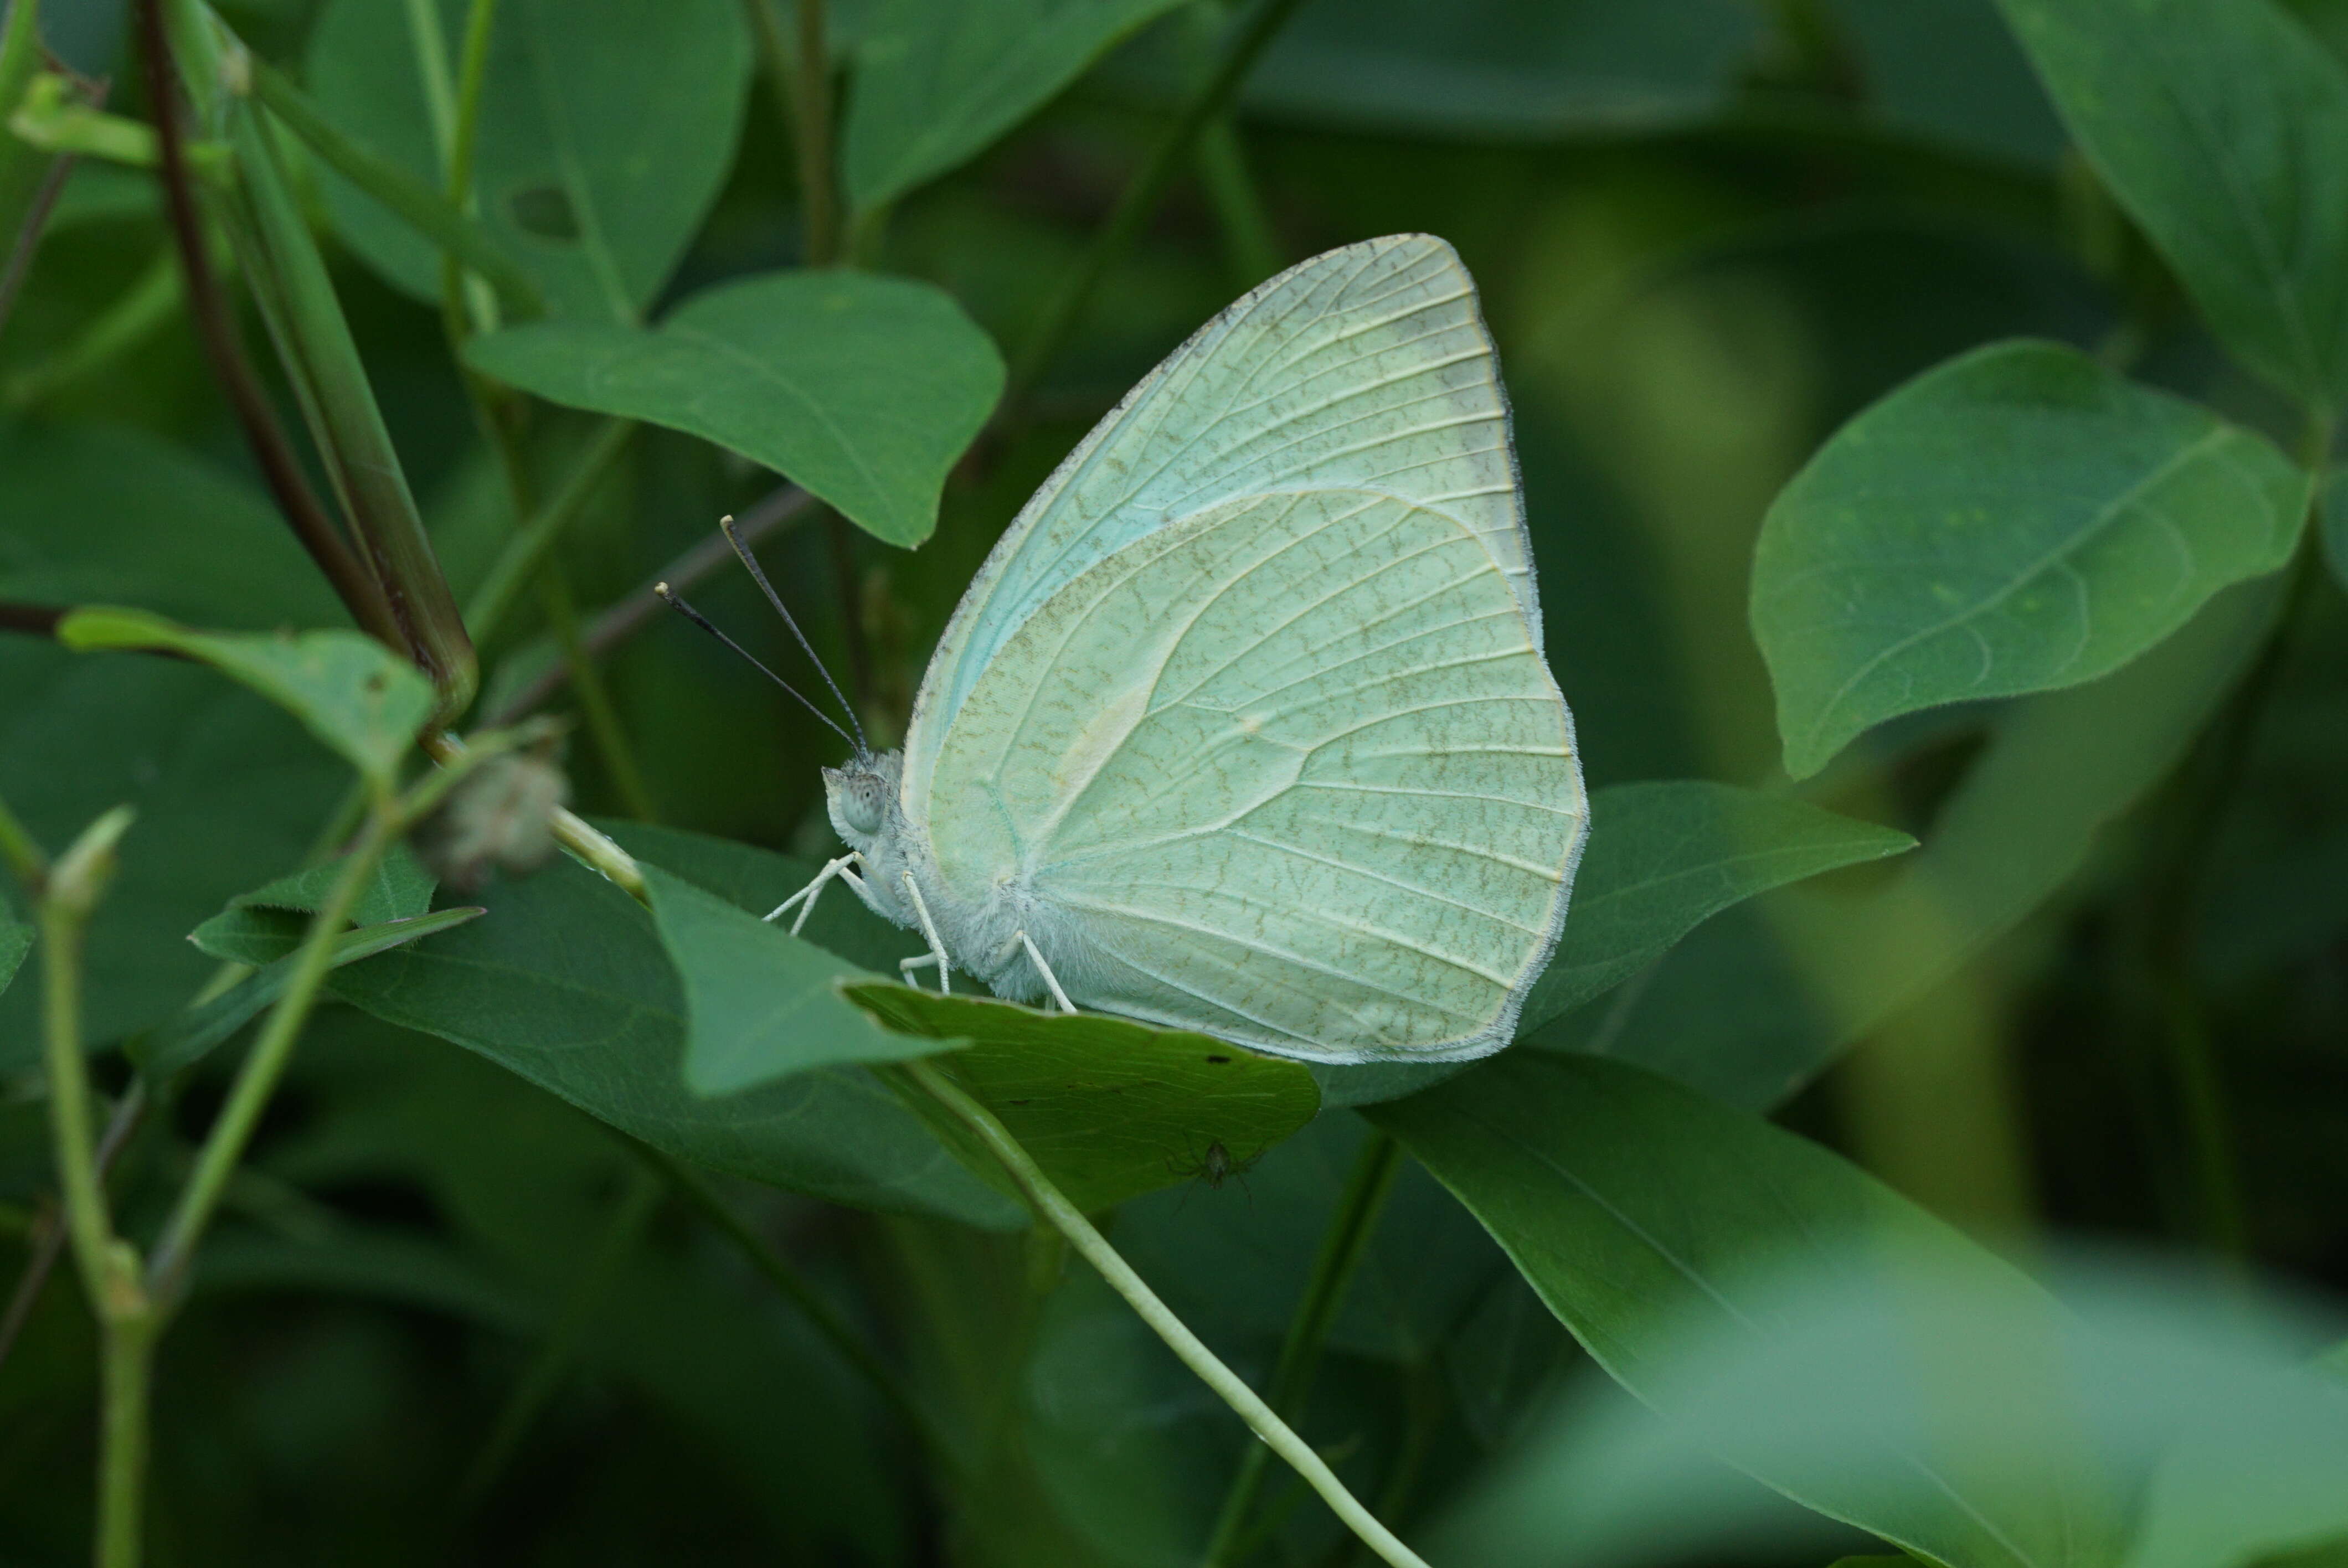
[822,751,1088,1004]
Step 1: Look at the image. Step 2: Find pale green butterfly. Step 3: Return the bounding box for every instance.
[700,234,1588,1065]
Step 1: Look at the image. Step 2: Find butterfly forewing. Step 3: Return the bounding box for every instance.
[904,234,1535,816]
[925,488,1583,1063]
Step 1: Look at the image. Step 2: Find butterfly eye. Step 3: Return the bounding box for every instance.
[841,775,886,836]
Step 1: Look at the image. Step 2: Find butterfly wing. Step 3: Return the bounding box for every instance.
[924,488,1585,1063]
[903,234,1535,816]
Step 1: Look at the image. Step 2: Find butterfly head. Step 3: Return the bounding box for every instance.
[821,749,902,849]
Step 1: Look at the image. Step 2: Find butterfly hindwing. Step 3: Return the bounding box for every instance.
[923,488,1584,1063]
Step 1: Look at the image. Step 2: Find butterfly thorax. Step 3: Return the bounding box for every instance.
[820,749,1071,1004]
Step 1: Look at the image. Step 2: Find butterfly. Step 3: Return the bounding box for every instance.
[674,234,1588,1066]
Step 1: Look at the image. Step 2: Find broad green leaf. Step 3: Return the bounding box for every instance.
[1315,781,1914,1109]
[841,983,1323,1213]
[0,643,348,1065]
[1753,340,2308,780]
[1578,574,2285,1110]
[465,271,1003,546]
[2129,1380,2348,1568]
[59,611,436,793]
[640,864,955,1095]
[0,920,28,1000]
[1522,782,1913,1035]
[137,906,486,1081]
[1432,1236,2348,1568]
[1371,1053,2126,1568]
[1238,0,1759,138]
[195,1225,537,1332]
[845,0,1190,210]
[194,842,438,940]
[323,849,1018,1227]
[303,0,751,321]
[0,419,347,630]
[1996,0,2348,410]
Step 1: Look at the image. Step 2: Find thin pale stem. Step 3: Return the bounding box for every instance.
[1203,1130,1402,1567]
[898,1060,1432,1568]
[146,807,400,1306]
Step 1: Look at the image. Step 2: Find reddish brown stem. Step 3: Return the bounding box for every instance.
[135,0,400,649]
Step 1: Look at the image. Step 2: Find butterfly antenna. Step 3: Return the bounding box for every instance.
[717,514,868,754]
[653,582,861,753]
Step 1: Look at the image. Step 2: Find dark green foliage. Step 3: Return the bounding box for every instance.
[3,0,2347,1563]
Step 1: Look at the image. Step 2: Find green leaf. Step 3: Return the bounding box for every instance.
[844,0,1190,210]
[1370,1053,2128,1568]
[2129,1382,2348,1568]
[1995,0,2348,410]
[0,643,349,1064]
[0,419,347,630]
[324,850,1019,1227]
[303,0,752,321]
[137,906,486,1081]
[204,842,438,931]
[640,864,955,1095]
[58,610,436,793]
[841,983,1323,1212]
[598,821,926,976]
[464,271,1003,546]
[1524,781,1914,1035]
[1753,340,2308,780]
[0,919,29,1000]
[1582,574,2286,1111]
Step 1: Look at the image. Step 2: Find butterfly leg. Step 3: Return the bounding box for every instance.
[765,852,863,933]
[898,871,951,995]
[1015,931,1075,1013]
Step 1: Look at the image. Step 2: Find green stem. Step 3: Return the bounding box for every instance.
[462,418,634,643]
[38,809,135,1312]
[631,1137,959,1474]
[145,806,399,1306]
[97,1312,155,1568]
[1202,1131,1402,1567]
[788,0,838,265]
[35,807,154,1568]
[439,0,501,337]
[461,1165,660,1502]
[1006,0,1308,403]
[898,1061,1430,1568]
[245,55,541,319]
